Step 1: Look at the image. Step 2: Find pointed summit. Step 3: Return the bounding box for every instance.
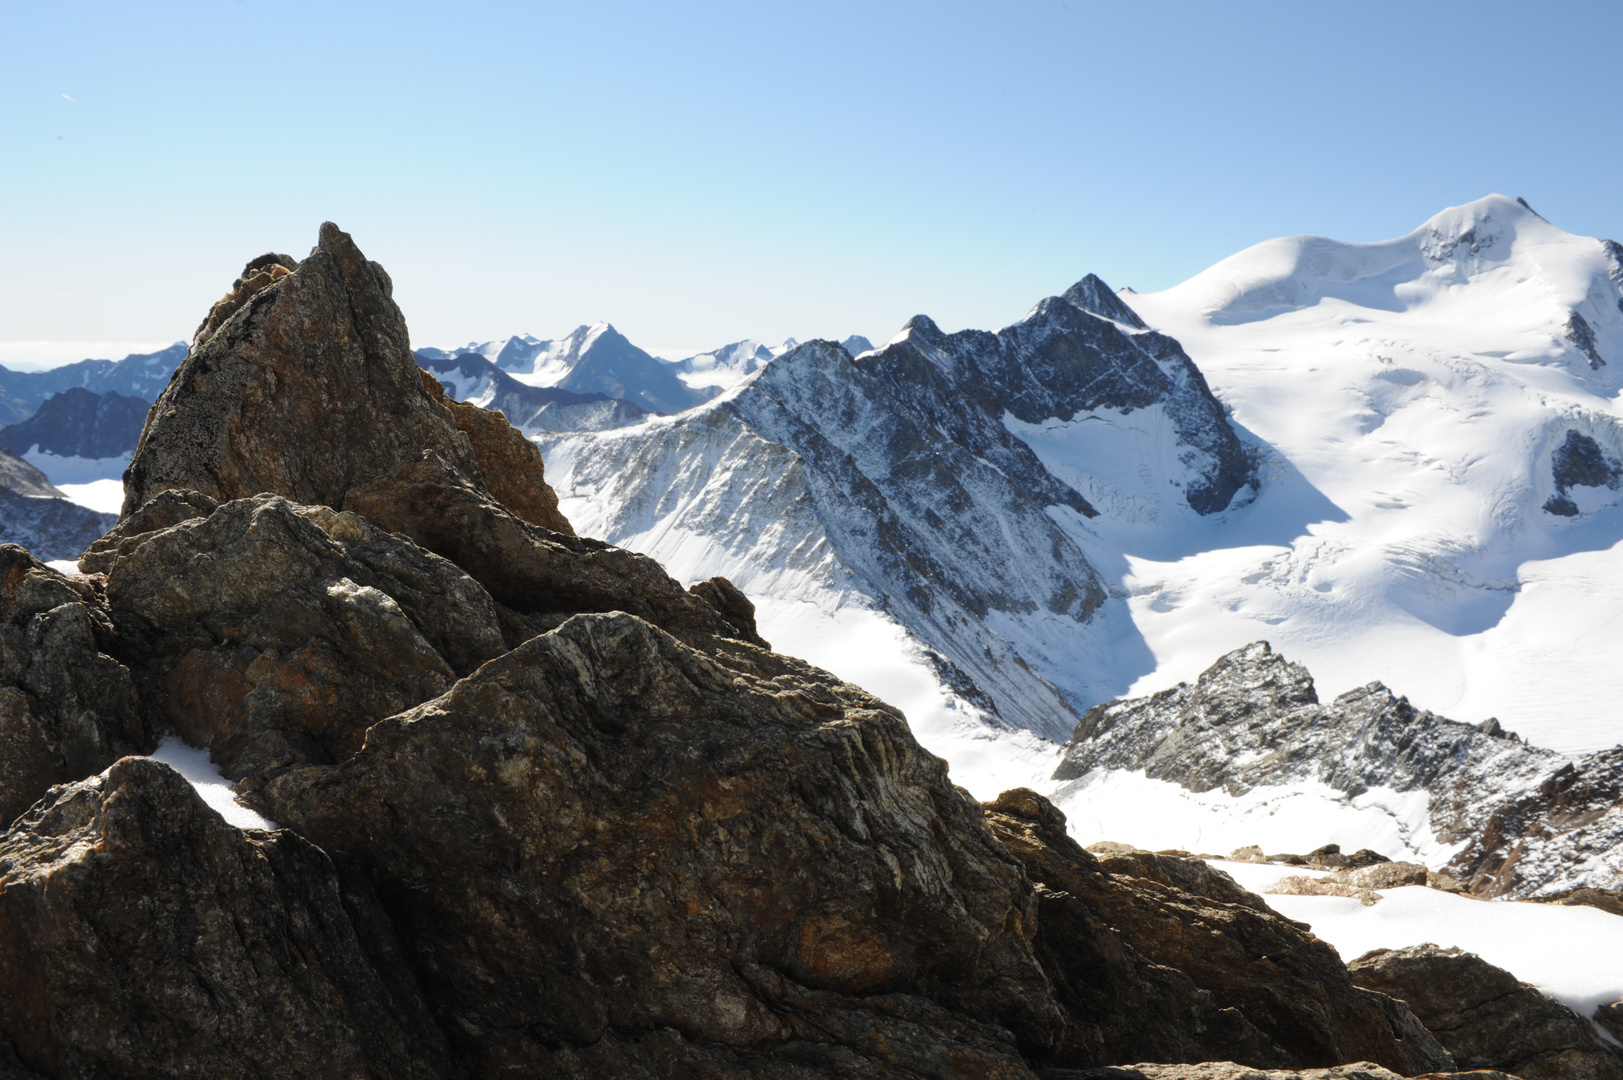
[1061,273,1147,329]
[123,222,571,533]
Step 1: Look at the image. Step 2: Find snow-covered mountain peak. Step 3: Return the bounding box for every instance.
[1119,198,1623,754]
[1062,272,1149,330]
[1150,195,1623,384]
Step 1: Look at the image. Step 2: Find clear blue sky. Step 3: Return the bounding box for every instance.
[3,0,1620,361]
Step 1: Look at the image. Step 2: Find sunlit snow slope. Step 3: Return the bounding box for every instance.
[1121,194,1623,755]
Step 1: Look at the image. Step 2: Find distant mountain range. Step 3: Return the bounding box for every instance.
[0,387,150,461]
[539,275,1254,760]
[415,328,873,432]
[0,343,183,426]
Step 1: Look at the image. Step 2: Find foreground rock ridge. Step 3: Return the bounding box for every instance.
[0,225,1472,1077]
[1053,642,1623,903]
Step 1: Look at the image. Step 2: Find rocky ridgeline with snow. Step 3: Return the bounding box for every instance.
[1054,641,1623,906]
[1,221,1556,1078]
[539,275,1255,746]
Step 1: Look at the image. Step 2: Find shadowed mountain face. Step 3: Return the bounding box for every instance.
[0,387,150,461]
[0,224,1454,1079]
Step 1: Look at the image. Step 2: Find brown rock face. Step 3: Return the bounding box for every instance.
[1348,944,1623,1080]
[418,367,573,533]
[689,574,769,647]
[124,222,569,537]
[100,493,507,779]
[245,611,1059,1077]
[343,451,760,646]
[0,546,143,825]
[982,789,1453,1076]
[0,758,454,1079]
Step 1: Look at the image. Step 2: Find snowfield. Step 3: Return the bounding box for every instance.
[1212,860,1623,1024]
[1121,194,1623,755]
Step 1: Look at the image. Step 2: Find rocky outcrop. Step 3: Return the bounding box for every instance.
[1053,642,1623,903]
[97,493,507,779]
[0,226,1470,1079]
[0,758,455,1079]
[689,574,767,646]
[342,452,758,647]
[0,546,143,825]
[983,789,1453,1075]
[243,612,1061,1077]
[1348,944,1623,1080]
[417,368,574,533]
[1542,429,1620,515]
[122,224,496,519]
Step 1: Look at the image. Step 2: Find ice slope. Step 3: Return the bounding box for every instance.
[1119,194,1623,755]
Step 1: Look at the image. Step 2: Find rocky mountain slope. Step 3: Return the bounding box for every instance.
[0,448,116,559]
[540,275,1255,769]
[0,222,1480,1079]
[1052,641,1622,904]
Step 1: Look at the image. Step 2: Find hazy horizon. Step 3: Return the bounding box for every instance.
[6,1,1620,364]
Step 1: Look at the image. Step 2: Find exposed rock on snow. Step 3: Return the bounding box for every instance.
[1543,429,1621,516]
[1053,641,1623,903]
[1348,944,1623,1080]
